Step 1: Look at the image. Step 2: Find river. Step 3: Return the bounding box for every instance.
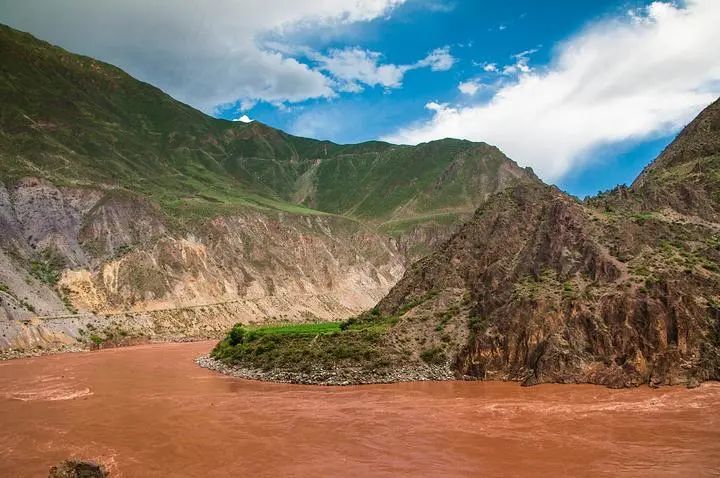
[0,341,718,477]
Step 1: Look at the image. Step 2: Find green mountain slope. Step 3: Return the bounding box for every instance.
[0,24,535,229]
[0,24,317,218]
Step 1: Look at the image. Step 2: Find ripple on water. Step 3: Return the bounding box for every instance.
[3,374,93,401]
[6,387,93,401]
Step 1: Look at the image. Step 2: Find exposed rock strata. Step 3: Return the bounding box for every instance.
[372,99,720,388]
[0,24,536,356]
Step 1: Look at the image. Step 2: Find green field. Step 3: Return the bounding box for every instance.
[245,322,341,336]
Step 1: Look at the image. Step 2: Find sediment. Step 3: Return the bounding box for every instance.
[195,354,454,386]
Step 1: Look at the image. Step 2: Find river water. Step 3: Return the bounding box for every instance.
[0,341,719,477]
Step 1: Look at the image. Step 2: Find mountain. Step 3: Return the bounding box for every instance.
[0,24,535,354]
[631,97,720,220]
[0,24,533,229]
[373,98,720,387]
[213,99,720,388]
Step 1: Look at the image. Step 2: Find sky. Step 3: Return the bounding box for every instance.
[1,0,719,197]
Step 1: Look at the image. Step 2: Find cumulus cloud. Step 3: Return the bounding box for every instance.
[385,0,720,181]
[312,48,408,92]
[312,46,455,92]
[232,115,253,123]
[0,0,405,112]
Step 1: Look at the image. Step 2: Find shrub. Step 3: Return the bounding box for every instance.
[420,346,446,365]
[30,247,66,285]
[228,324,245,346]
[468,315,487,333]
[89,335,104,346]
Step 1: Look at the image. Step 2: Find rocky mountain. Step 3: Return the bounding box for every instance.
[213,98,720,388]
[375,97,720,387]
[0,24,535,353]
[631,98,720,221]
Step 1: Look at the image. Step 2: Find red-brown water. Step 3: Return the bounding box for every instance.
[1,342,719,477]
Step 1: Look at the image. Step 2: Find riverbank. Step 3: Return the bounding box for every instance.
[0,335,218,361]
[195,354,454,386]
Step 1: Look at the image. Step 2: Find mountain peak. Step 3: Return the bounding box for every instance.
[635,97,720,183]
[629,97,720,221]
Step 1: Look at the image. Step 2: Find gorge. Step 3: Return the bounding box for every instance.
[2,23,719,391]
[1,10,720,477]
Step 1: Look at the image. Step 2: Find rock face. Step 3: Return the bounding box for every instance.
[596,97,720,222]
[374,98,720,388]
[48,460,107,478]
[0,179,405,352]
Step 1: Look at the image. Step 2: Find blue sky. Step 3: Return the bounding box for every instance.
[216,0,671,197]
[227,1,643,141]
[2,0,719,197]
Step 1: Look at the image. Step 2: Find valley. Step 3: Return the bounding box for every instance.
[1,4,720,476]
[1,23,719,391]
[210,99,720,388]
[0,24,533,356]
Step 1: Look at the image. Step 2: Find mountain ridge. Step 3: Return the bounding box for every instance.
[213,98,720,388]
[0,23,535,229]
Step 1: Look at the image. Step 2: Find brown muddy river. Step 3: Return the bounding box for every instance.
[1,342,719,477]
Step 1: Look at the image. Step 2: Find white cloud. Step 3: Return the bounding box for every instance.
[458,80,482,95]
[419,1,456,13]
[313,46,455,92]
[0,0,405,112]
[385,0,720,182]
[232,115,253,123]
[425,101,448,112]
[483,63,498,72]
[417,46,456,71]
[312,47,409,91]
[501,49,537,76]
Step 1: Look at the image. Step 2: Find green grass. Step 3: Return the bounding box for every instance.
[245,322,341,336]
[212,316,398,372]
[378,211,468,237]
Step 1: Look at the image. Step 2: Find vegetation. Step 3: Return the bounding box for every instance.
[29,248,66,285]
[58,286,77,313]
[513,269,564,301]
[0,24,531,229]
[89,334,104,346]
[420,346,447,365]
[212,318,397,372]
[242,322,341,337]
